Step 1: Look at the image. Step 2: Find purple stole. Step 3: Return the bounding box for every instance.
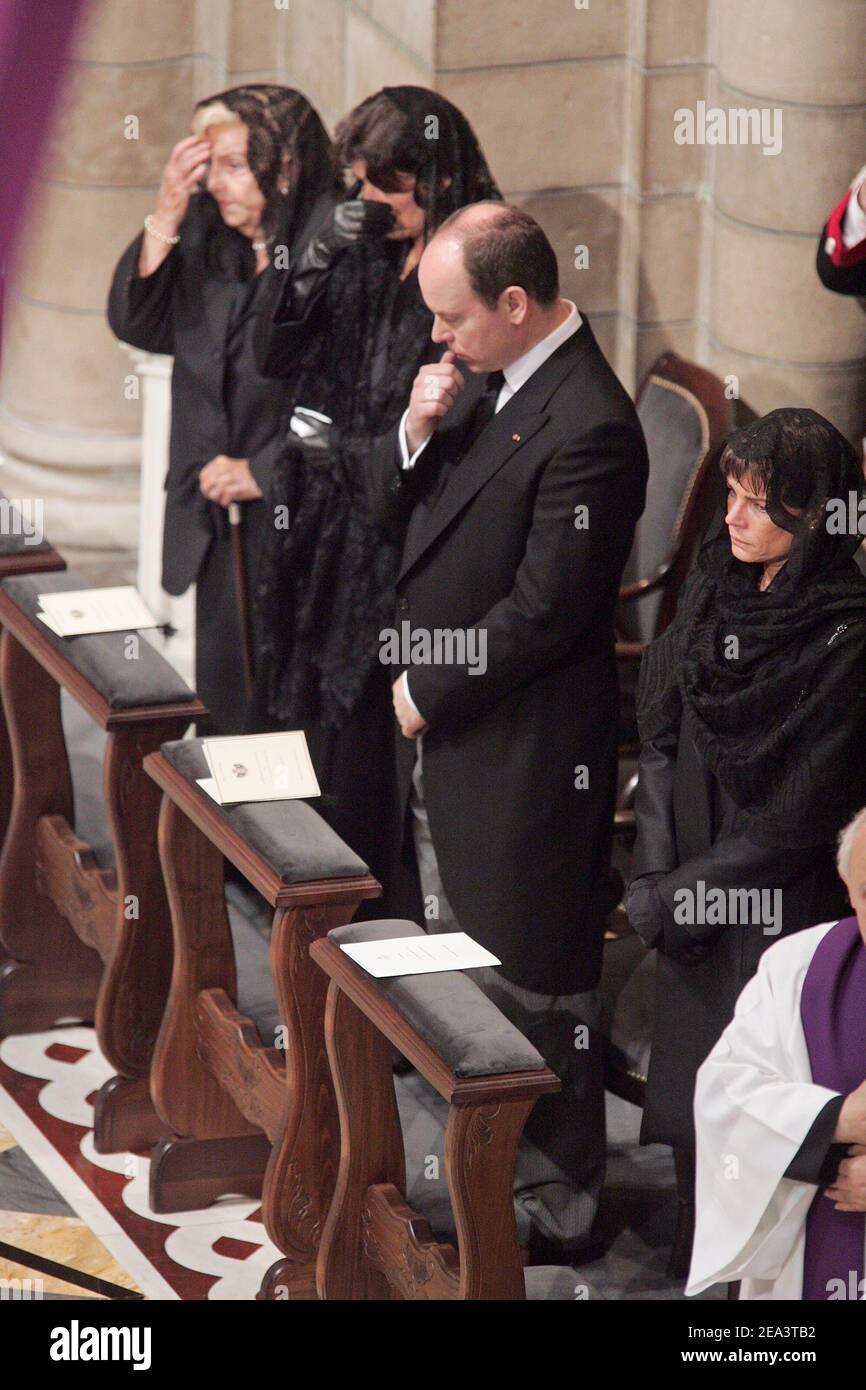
[800,916,866,1300]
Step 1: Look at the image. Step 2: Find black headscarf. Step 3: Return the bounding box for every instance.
[637,408,866,848]
[257,87,500,728]
[334,85,501,232]
[192,83,337,279]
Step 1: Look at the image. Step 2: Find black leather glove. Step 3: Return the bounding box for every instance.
[626,872,714,964]
[276,197,395,325]
[663,927,714,967]
[625,873,666,950]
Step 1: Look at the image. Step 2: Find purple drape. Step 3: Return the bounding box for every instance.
[0,0,90,344]
[800,915,866,1300]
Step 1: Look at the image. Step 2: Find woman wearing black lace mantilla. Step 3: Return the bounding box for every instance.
[108,84,339,735]
[627,408,866,1160]
[250,87,500,910]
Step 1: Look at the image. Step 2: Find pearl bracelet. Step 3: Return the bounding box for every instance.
[144,214,180,245]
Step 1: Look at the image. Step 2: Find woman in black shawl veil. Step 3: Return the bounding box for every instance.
[626,408,866,1158]
[108,84,339,735]
[250,87,500,911]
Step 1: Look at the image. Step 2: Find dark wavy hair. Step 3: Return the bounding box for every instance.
[720,407,863,540]
[334,85,500,239]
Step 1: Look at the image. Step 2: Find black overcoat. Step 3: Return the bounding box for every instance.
[367,319,648,993]
[106,191,333,731]
[630,704,850,1149]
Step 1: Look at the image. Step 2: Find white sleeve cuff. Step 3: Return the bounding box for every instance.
[842,176,866,249]
[398,409,432,470]
[402,670,421,716]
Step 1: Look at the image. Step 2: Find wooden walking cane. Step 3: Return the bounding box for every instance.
[228,501,255,699]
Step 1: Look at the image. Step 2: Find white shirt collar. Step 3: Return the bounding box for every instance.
[502,301,582,397]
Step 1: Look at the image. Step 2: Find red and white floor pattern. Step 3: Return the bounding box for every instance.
[0,1026,281,1300]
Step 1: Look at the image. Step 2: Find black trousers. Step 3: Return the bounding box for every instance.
[409,738,606,1252]
[194,501,269,738]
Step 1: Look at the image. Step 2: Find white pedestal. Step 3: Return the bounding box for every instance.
[120,345,195,690]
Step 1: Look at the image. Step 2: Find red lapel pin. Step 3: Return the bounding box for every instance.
[512,433,521,442]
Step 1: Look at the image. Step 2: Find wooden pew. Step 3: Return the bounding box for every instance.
[143,738,381,1299]
[0,570,204,1152]
[0,499,65,857]
[311,920,562,1300]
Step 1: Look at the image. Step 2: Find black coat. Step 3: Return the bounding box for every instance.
[629,705,850,1150]
[106,191,334,732]
[367,319,648,993]
[106,190,334,597]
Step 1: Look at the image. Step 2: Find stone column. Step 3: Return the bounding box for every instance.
[121,346,195,687]
[0,0,259,583]
[634,0,709,383]
[2,0,864,597]
[434,0,631,379]
[704,0,866,441]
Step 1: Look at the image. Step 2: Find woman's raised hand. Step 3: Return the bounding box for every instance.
[153,136,212,237]
[139,137,211,275]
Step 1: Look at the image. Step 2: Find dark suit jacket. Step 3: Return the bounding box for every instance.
[367,317,648,992]
[106,191,334,596]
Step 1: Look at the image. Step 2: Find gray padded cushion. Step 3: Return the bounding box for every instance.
[621,378,706,644]
[1,571,196,709]
[328,919,546,1079]
[161,737,369,884]
[0,495,52,555]
[228,895,281,1045]
[599,934,655,1080]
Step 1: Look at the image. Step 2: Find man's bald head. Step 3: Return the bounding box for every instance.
[429,202,560,310]
[417,201,566,374]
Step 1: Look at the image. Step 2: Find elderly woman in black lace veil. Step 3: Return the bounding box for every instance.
[626,408,866,1160]
[250,87,500,908]
[108,85,339,735]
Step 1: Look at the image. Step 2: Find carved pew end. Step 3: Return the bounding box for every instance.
[0,957,99,1036]
[93,1075,166,1155]
[311,920,560,1301]
[0,570,203,1127]
[149,1134,273,1214]
[144,740,381,1272]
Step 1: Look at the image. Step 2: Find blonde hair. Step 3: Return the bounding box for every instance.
[191,100,245,139]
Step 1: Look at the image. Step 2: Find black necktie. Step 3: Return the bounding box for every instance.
[461,370,506,455]
[422,370,507,518]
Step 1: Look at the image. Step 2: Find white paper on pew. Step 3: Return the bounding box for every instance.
[196,777,221,802]
[340,932,501,978]
[37,585,158,636]
[201,730,321,805]
[36,611,69,637]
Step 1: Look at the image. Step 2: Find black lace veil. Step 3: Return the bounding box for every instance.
[192,83,337,278]
[637,408,866,848]
[256,87,501,728]
[335,85,500,238]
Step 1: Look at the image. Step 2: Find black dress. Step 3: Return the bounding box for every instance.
[631,704,851,1148]
[627,408,866,1151]
[193,270,275,735]
[107,190,336,736]
[250,248,434,907]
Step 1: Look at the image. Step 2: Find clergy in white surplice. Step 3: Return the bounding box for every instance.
[687,808,866,1301]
